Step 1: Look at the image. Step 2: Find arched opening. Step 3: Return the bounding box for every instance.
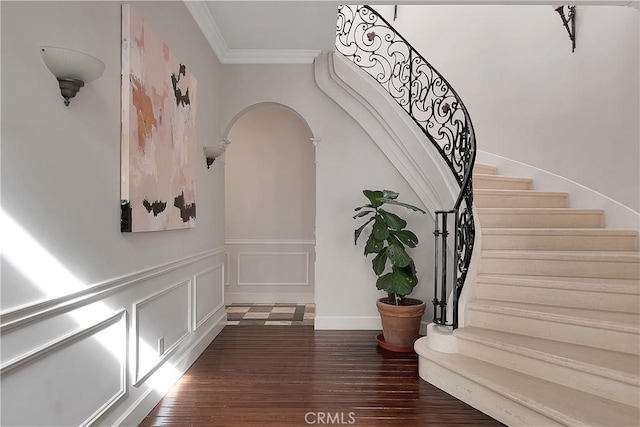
[223,103,316,314]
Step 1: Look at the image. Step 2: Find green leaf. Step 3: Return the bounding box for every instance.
[387,234,403,248]
[378,198,426,214]
[354,217,375,244]
[375,267,416,296]
[378,209,406,231]
[393,230,419,248]
[363,190,384,208]
[353,209,374,219]
[399,259,418,281]
[386,241,411,267]
[393,272,416,296]
[382,190,399,200]
[364,232,384,255]
[372,216,389,241]
[371,248,388,276]
[376,272,393,292]
[354,204,374,211]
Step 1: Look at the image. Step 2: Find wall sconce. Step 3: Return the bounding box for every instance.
[203,139,230,168]
[40,46,105,106]
[553,5,576,53]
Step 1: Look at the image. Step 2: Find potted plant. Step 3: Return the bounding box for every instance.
[354,190,427,351]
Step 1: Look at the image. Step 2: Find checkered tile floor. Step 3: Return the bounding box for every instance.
[226,303,315,326]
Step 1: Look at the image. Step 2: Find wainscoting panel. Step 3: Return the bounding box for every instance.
[0,248,227,426]
[193,264,225,330]
[225,240,315,304]
[224,252,230,286]
[238,252,309,285]
[133,279,191,385]
[0,311,127,427]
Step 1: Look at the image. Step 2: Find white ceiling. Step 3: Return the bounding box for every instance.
[185,0,639,64]
[206,1,340,50]
[185,1,341,64]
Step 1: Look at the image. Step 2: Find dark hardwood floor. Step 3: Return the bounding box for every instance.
[140,326,503,426]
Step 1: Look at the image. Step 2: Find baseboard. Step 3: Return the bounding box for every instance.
[225,292,314,304]
[314,316,381,330]
[419,320,431,336]
[112,310,226,426]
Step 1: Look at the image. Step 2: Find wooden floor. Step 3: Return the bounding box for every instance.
[140,326,503,426]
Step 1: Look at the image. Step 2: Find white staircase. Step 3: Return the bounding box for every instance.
[416,164,640,426]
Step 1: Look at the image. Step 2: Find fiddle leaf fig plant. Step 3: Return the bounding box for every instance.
[354,190,426,305]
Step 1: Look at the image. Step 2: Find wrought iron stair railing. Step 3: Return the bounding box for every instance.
[336,5,476,329]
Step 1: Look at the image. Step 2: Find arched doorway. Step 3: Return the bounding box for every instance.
[223,103,316,309]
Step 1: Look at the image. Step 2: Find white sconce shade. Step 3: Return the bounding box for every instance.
[203,140,230,169]
[40,46,105,82]
[40,46,105,106]
[203,146,225,168]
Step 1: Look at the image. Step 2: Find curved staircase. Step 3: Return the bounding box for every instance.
[416,164,640,426]
[327,6,639,423]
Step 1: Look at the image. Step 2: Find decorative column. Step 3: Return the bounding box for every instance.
[310,137,321,164]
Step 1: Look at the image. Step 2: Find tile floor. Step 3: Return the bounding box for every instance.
[226,303,315,326]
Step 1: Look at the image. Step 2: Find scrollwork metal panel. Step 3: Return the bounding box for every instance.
[337,5,477,328]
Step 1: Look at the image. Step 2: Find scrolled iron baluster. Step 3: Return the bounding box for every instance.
[337,5,477,329]
[432,213,441,323]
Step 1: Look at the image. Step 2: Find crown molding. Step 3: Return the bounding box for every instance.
[184,1,321,64]
[223,49,322,65]
[184,1,229,62]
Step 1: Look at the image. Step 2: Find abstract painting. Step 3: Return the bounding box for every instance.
[121,4,197,232]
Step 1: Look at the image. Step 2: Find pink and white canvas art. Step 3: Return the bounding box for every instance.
[121,4,197,232]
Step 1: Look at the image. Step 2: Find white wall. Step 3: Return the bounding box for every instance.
[218,64,436,329]
[226,104,315,240]
[225,104,316,303]
[375,5,640,214]
[1,2,226,425]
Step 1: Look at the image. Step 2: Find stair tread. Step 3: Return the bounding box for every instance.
[473,172,533,182]
[416,343,640,426]
[482,228,638,236]
[477,208,603,213]
[474,164,498,174]
[473,174,533,182]
[475,189,568,196]
[455,326,640,382]
[476,274,640,294]
[476,208,605,228]
[482,249,640,262]
[468,299,640,332]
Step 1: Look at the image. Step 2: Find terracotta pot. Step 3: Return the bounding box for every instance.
[376,298,426,350]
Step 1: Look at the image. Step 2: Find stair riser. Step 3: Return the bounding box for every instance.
[474,177,532,191]
[419,358,563,427]
[458,339,640,408]
[477,212,604,229]
[476,283,640,314]
[474,165,498,175]
[482,234,638,251]
[474,194,568,208]
[480,257,640,280]
[467,310,639,354]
